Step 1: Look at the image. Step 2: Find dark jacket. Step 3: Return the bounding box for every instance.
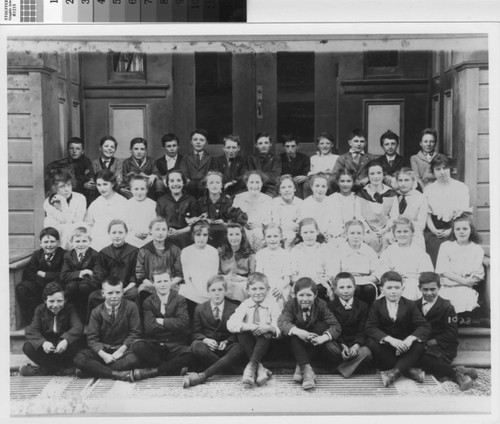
[87,299,141,353]
[22,247,66,285]
[142,291,190,345]
[247,153,282,193]
[191,299,238,344]
[329,297,368,347]
[156,192,197,230]
[372,153,409,177]
[59,248,104,288]
[25,303,83,349]
[99,243,139,285]
[194,194,247,226]
[46,155,94,195]
[416,296,458,361]
[279,151,310,178]
[332,151,376,185]
[180,152,213,182]
[154,154,184,178]
[135,240,183,284]
[210,155,247,194]
[278,297,341,341]
[365,297,431,343]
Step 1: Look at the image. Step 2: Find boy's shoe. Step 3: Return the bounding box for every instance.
[405,367,425,384]
[180,367,189,376]
[380,368,401,387]
[301,364,316,391]
[19,364,47,377]
[256,363,269,386]
[454,366,478,380]
[183,372,207,389]
[242,362,257,388]
[75,368,90,379]
[293,364,303,383]
[454,371,473,391]
[133,368,159,382]
[111,370,134,383]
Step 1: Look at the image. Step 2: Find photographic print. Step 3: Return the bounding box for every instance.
[4,25,495,418]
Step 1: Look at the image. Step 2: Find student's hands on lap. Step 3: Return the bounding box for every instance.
[156,318,164,325]
[386,336,408,354]
[99,351,115,364]
[218,340,228,351]
[293,328,313,342]
[80,269,94,278]
[253,324,274,337]
[42,341,55,354]
[37,271,46,278]
[111,350,124,361]
[54,339,68,354]
[310,334,329,346]
[203,338,219,351]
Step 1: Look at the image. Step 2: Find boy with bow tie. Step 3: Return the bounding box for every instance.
[183,275,245,388]
[16,227,66,327]
[278,277,342,390]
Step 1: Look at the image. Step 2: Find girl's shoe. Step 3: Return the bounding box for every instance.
[256,363,269,386]
[293,364,303,383]
[19,364,47,377]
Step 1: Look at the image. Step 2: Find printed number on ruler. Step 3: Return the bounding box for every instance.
[66,0,74,3]
[113,0,121,3]
[81,0,90,3]
[160,0,169,4]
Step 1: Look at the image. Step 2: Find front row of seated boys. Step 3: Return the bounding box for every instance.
[20,269,477,392]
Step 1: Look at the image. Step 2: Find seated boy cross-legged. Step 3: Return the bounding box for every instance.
[416,272,477,391]
[131,268,194,381]
[365,271,431,387]
[278,278,342,391]
[20,282,83,376]
[183,275,245,388]
[227,272,281,388]
[73,276,141,382]
[329,272,372,378]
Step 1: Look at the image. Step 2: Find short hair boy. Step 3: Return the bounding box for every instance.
[59,227,104,322]
[278,277,342,390]
[332,128,376,189]
[183,275,245,388]
[329,272,372,378]
[153,133,183,196]
[45,137,95,204]
[365,271,431,387]
[16,227,66,327]
[279,134,310,199]
[415,272,477,391]
[180,129,213,199]
[227,272,281,388]
[131,268,194,381]
[246,132,282,196]
[73,276,142,381]
[20,282,83,376]
[120,137,157,200]
[210,134,247,196]
[373,130,409,188]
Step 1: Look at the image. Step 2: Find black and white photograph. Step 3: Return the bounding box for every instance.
[3,19,498,420]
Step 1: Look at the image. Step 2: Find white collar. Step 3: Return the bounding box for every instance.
[339,298,354,308]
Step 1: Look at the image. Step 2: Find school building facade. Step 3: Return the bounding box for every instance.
[7,35,490,329]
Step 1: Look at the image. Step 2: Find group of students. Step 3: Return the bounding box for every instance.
[15,126,484,392]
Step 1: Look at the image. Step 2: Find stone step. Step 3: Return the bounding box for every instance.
[457,327,491,351]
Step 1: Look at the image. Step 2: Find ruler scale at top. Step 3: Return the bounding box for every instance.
[0,0,246,22]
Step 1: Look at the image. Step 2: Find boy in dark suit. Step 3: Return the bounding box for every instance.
[372,130,409,189]
[366,271,431,387]
[279,134,310,199]
[329,272,372,377]
[16,227,66,327]
[332,128,376,190]
[60,226,105,322]
[154,133,183,196]
[180,129,213,199]
[131,267,194,381]
[46,137,95,204]
[183,275,245,388]
[210,135,247,196]
[278,277,342,390]
[20,282,83,376]
[73,276,142,382]
[247,132,282,196]
[416,272,477,391]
